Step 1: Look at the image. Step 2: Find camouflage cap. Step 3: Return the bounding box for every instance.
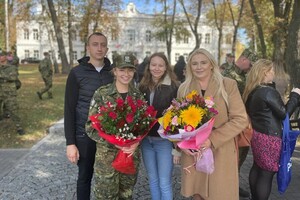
[113,54,136,69]
[240,48,258,64]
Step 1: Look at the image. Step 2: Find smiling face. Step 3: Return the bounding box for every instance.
[190,53,212,81]
[149,56,167,82]
[86,34,108,62]
[114,67,135,86]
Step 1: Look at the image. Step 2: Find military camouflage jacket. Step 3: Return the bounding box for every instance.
[39,58,53,77]
[222,64,246,94]
[0,63,18,82]
[86,82,144,144]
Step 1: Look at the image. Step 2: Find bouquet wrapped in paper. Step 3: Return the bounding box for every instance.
[158,90,218,173]
[90,96,157,174]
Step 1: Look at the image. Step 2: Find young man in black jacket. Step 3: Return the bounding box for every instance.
[64,32,114,200]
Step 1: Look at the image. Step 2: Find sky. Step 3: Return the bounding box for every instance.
[122,0,161,14]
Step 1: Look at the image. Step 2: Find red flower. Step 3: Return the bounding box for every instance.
[109,111,117,119]
[145,106,157,117]
[126,113,134,123]
[136,99,145,108]
[116,98,124,108]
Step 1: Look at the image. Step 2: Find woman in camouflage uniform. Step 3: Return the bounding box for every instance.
[86,54,144,200]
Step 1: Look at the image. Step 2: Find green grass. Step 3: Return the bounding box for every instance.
[0,64,67,148]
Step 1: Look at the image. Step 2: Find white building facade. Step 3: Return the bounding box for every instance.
[16,3,234,65]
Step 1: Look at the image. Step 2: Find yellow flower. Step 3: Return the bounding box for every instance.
[162,110,173,129]
[180,105,205,128]
[186,90,198,101]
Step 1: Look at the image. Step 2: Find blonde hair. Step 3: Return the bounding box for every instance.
[178,48,228,106]
[242,59,273,102]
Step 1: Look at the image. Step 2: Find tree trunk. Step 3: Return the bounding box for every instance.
[67,0,73,68]
[249,0,266,58]
[41,0,59,73]
[212,0,225,65]
[163,0,176,62]
[227,0,245,55]
[271,0,292,64]
[179,0,202,52]
[93,0,103,32]
[284,0,300,87]
[47,0,70,74]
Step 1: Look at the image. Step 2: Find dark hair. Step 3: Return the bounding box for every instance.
[139,52,178,92]
[87,32,107,45]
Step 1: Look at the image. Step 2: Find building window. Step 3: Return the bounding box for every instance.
[184,53,188,62]
[127,29,135,42]
[175,53,180,61]
[24,50,30,58]
[205,33,210,44]
[198,33,202,44]
[183,35,189,44]
[225,34,232,44]
[146,30,151,42]
[33,29,39,40]
[33,50,39,58]
[24,29,29,40]
[73,51,77,60]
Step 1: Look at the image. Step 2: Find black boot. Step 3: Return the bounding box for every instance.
[17,128,25,135]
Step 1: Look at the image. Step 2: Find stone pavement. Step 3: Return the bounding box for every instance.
[0,119,299,200]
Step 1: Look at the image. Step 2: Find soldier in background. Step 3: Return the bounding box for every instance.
[37,52,53,100]
[222,48,258,198]
[220,53,235,73]
[0,52,25,135]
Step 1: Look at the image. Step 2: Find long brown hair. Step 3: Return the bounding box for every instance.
[139,52,178,92]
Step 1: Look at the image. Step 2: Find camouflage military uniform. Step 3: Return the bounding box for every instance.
[0,63,24,134]
[222,64,246,94]
[37,54,53,99]
[222,48,258,178]
[86,83,144,200]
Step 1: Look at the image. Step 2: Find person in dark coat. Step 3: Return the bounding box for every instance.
[174,55,186,82]
[242,59,300,200]
[137,56,149,82]
[64,32,114,200]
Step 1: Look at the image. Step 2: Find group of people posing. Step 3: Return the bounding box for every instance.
[64,32,300,200]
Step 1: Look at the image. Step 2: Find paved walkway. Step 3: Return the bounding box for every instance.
[0,119,299,200]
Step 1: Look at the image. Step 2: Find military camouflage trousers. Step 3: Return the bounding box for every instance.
[94,143,140,200]
[39,75,52,97]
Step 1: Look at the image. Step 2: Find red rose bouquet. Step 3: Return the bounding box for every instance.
[90,96,157,174]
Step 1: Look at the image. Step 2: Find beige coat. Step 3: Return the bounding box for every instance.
[180,77,248,200]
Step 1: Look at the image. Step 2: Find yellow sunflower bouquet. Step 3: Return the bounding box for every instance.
[158,90,218,150]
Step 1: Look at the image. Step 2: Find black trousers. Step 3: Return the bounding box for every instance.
[76,134,96,200]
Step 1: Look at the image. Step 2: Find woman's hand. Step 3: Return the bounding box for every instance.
[116,142,139,157]
[291,88,300,95]
[200,139,212,150]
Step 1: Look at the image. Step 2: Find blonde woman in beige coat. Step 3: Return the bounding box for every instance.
[177,48,248,200]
